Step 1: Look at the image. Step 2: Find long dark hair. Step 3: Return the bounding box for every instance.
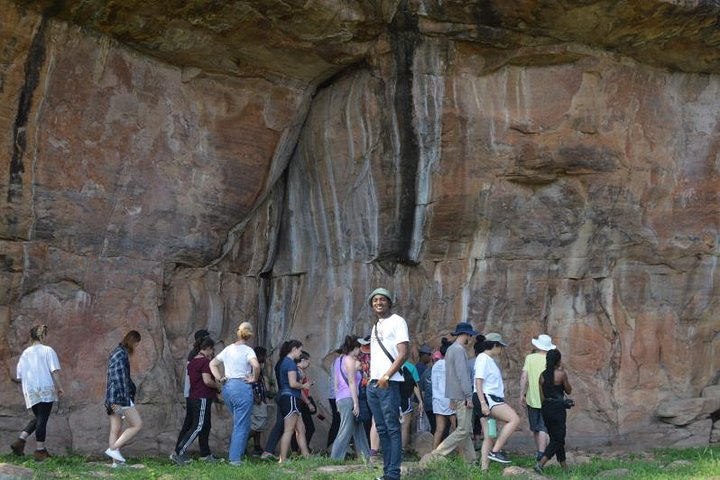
[338,335,360,355]
[439,337,453,356]
[188,332,212,360]
[473,334,486,355]
[196,337,215,353]
[543,349,562,385]
[279,340,303,359]
[121,330,142,355]
[275,340,303,383]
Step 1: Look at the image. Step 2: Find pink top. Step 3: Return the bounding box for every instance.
[334,355,361,401]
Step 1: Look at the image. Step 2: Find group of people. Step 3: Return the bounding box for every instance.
[9,287,573,478]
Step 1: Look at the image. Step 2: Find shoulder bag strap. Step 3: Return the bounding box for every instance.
[373,321,396,364]
[338,355,351,387]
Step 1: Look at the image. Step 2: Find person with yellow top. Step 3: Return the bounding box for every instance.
[519,334,556,462]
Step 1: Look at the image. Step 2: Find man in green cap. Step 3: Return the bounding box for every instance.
[366,288,408,480]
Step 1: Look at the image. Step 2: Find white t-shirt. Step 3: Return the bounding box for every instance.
[474,352,504,397]
[370,313,410,381]
[16,344,61,409]
[215,343,257,379]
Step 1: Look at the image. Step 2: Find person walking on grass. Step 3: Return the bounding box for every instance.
[475,332,520,470]
[535,349,573,474]
[367,287,409,480]
[520,334,556,462]
[171,336,222,465]
[431,339,456,448]
[423,323,478,465]
[209,322,260,466]
[260,340,312,463]
[330,335,371,461]
[12,325,64,462]
[104,330,143,467]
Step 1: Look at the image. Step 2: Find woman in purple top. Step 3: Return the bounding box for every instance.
[330,335,370,460]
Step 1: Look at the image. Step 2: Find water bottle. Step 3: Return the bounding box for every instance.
[487,418,497,438]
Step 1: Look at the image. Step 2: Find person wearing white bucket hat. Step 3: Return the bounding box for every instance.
[520,334,556,462]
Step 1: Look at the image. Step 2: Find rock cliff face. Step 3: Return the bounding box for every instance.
[1,0,718,453]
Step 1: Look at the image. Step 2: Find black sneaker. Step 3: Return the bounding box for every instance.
[488,450,511,464]
[170,451,192,465]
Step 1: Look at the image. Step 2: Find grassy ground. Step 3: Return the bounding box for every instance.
[0,446,717,479]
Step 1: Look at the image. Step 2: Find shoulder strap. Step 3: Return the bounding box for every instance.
[373,320,396,364]
[339,355,353,387]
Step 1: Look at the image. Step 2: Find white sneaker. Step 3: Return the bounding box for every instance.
[105,448,126,463]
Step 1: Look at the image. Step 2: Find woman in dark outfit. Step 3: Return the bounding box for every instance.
[535,349,572,474]
[172,337,221,464]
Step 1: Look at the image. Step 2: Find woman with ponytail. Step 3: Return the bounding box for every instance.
[330,335,370,461]
[535,349,572,474]
[172,336,221,464]
[12,325,64,461]
[260,339,311,462]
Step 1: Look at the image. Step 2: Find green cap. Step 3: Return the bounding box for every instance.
[367,288,393,306]
[485,332,508,346]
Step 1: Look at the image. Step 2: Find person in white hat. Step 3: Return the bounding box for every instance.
[519,334,556,462]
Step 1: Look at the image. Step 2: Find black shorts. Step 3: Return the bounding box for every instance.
[278,395,300,419]
[472,392,487,418]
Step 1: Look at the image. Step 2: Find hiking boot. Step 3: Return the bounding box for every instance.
[10,438,25,456]
[534,462,544,474]
[488,450,511,464]
[33,449,50,462]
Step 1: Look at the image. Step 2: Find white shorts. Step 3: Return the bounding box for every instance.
[432,397,455,416]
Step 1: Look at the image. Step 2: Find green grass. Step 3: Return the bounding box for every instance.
[0,446,717,479]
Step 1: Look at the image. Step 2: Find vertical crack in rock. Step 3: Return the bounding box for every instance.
[7,17,48,204]
[386,0,420,266]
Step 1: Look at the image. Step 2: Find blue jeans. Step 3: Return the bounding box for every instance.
[223,379,253,462]
[367,380,402,480]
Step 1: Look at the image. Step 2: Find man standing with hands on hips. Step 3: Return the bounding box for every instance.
[367,288,409,480]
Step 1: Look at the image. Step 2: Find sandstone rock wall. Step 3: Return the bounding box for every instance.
[1,0,718,453]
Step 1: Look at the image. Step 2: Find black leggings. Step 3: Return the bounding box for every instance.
[24,402,53,442]
[326,398,340,448]
[175,398,213,456]
[541,401,567,462]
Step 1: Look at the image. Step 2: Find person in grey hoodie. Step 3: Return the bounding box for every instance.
[422,322,478,464]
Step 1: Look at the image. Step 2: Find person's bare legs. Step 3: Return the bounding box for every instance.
[433,415,447,449]
[293,415,310,457]
[279,413,299,463]
[401,412,412,450]
[108,415,122,450]
[370,419,380,451]
[489,404,519,453]
[479,417,492,471]
[111,407,142,451]
[534,430,549,457]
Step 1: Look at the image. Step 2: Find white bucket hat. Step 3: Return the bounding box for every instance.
[531,334,556,351]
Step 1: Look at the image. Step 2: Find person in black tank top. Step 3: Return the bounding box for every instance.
[536,349,573,473]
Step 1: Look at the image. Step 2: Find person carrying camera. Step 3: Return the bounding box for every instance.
[535,349,573,474]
